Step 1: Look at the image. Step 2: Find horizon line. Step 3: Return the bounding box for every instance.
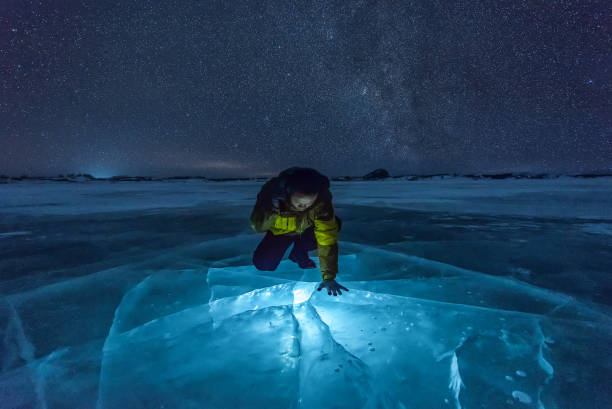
[2,169,612,180]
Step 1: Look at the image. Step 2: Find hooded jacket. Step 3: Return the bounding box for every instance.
[249,167,340,280]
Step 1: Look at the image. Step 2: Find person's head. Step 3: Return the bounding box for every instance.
[285,167,326,211]
[289,190,318,211]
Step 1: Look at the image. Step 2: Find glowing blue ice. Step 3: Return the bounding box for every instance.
[1,179,611,408]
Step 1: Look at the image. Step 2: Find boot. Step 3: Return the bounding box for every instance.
[289,251,316,269]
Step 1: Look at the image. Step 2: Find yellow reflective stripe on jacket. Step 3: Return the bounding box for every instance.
[314,217,338,245]
[273,216,296,231]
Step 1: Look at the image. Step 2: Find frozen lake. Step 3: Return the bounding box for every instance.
[1,178,611,408]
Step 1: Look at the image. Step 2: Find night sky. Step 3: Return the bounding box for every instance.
[2,1,611,178]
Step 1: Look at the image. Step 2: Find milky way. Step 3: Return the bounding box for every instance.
[2,1,610,177]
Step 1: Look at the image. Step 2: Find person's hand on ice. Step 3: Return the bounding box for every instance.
[317,279,349,296]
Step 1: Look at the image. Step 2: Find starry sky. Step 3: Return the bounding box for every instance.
[2,0,611,178]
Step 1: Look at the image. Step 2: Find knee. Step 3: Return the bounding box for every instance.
[252,253,279,271]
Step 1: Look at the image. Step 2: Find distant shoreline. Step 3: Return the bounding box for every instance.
[2,172,611,183]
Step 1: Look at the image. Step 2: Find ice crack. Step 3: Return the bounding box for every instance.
[535,321,554,409]
[437,337,469,409]
[3,299,47,409]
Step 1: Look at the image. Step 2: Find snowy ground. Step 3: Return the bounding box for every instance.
[1,178,611,408]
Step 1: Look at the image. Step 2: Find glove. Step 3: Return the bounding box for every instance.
[270,192,288,214]
[271,196,282,211]
[317,279,349,296]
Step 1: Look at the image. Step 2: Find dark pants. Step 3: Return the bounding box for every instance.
[253,216,342,271]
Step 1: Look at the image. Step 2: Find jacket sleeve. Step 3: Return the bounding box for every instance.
[249,179,280,233]
[313,189,340,281]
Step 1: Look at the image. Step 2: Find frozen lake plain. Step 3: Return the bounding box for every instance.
[1,177,611,408]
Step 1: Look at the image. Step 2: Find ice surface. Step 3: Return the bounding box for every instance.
[1,179,611,408]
